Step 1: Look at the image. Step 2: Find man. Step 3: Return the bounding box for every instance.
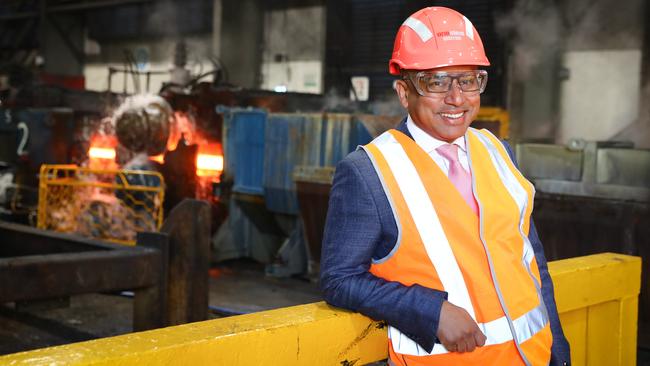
[320,7,570,366]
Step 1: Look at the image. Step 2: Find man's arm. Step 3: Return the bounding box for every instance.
[320,151,447,352]
[502,141,571,365]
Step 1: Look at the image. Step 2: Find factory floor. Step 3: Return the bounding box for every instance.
[0,259,322,356]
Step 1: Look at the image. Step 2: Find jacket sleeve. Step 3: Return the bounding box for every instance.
[320,153,448,353]
[502,141,571,366]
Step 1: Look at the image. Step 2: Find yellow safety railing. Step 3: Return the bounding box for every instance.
[0,253,640,365]
[38,164,165,245]
[475,106,510,139]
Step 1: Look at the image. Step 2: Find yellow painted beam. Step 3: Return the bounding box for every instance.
[548,252,641,313]
[0,302,387,365]
[0,253,640,366]
[549,253,641,366]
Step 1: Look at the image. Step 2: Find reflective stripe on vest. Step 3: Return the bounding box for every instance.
[363,128,550,364]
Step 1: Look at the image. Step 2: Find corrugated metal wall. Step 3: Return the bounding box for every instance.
[325,0,509,106]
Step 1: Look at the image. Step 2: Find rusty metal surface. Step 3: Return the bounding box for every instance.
[0,249,159,303]
[134,232,169,332]
[160,199,211,325]
[294,167,335,266]
[0,221,167,331]
[0,220,116,257]
[295,180,331,265]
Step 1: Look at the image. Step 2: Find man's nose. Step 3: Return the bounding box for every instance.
[444,81,464,106]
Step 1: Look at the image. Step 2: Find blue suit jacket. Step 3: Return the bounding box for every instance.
[320,121,570,365]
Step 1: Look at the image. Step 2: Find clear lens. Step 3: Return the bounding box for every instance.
[409,70,488,96]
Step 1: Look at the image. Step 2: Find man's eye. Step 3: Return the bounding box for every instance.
[427,79,446,88]
[459,77,477,86]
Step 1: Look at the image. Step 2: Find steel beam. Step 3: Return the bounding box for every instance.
[0,248,160,303]
[0,221,167,330]
[134,231,170,331]
[160,199,211,325]
[0,220,118,257]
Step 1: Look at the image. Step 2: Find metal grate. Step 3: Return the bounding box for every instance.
[37,164,165,245]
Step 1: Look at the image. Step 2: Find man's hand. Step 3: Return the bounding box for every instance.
[436,300,486,353]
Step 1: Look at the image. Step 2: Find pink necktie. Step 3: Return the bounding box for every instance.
[436,144,479,214]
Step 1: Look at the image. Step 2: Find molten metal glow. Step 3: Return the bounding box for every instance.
[196,154,224,177]
[150,154,164,164]
[89,147,116,160]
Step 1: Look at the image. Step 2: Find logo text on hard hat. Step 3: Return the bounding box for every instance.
[436,30,465,41]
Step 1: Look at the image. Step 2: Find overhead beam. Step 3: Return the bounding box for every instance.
[0,0,153,21]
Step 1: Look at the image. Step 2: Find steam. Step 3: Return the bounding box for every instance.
[495,0,641,80]
[144,0,180,38]
[46,95,168,243]
[368,96,403,118]
[611,83,650,149]
[494,1,563,80]
[323,87,404,117]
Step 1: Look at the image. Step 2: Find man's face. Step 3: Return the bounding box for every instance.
[395,65,481,143]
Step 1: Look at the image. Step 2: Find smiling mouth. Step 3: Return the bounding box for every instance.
[440,111,465,119]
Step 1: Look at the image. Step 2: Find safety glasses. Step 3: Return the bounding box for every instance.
[404,70,488,97]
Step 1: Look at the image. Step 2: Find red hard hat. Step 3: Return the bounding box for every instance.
[389,7,490,75]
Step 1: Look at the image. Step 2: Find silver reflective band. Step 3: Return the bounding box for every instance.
[463,16,475,41]
[374,130,549,358]
[388,304,549,356]
[403,17,433,42]
[368,132,475,316]
[469,129,543,366]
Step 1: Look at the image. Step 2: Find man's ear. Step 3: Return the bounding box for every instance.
[394,79,410,109]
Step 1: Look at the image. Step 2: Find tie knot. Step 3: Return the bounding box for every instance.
[436,144,460,163]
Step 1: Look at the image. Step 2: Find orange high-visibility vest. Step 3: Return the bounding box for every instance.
[362,128,552,366]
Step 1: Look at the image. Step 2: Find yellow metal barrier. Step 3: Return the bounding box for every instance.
[0,253,640,365]
[38,164,165,245]
[475,106,510,139]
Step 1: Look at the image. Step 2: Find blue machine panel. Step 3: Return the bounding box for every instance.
[320,113,378,167]
[263,113,322,215]
[221,107,267,195]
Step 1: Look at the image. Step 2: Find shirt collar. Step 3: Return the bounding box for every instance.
[406,114,467,153]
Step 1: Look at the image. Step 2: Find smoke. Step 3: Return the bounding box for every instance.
[494,1,563,80]
[323,88,357,112]
[144,0,180,38]
[323,87,405,117]
[495,0,642,81]
[611,83,650,149]
[368,96,403,118]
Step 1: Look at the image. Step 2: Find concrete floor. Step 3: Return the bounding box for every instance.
[0,259,322,356]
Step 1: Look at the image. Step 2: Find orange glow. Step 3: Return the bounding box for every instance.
[88,135,118,170]
[150,154,164,164]
[89,147,116,160]
[196,154,224,177]
[167,111,197,151]
[196,142,223,178]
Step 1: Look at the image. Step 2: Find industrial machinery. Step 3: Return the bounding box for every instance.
[516,140,650,321]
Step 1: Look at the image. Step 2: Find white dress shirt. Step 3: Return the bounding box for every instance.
[406,114,470,176]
